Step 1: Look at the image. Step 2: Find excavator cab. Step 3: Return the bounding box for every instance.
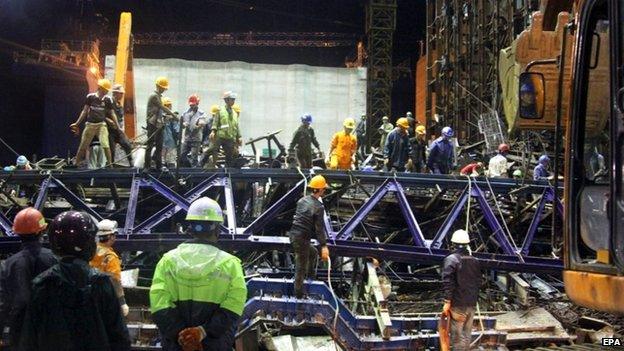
[520,0,624,313]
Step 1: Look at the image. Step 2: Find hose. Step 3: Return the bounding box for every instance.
[326,256,340,350]
[296,166,308,196]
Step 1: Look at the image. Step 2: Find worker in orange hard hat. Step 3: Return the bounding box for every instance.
[288,175,330,298]
[328,118,358,170]
[144,76,177,170]
[69,78,116,168]
[180,94,207,167]
[0,208,57,347]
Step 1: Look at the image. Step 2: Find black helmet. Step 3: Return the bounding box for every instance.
[48,211,97,261]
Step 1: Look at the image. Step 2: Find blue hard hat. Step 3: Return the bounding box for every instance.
[538,155,550,164]
[441,126,454,137]
[520,83,534,93]
[301,114,313,124]
[16,155,28,166]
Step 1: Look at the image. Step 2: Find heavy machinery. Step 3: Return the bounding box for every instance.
[518,0,624,314]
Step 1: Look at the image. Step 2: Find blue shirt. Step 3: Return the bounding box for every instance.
[427,137,454,174]
[533,163,550,180]
[384,128,411,168]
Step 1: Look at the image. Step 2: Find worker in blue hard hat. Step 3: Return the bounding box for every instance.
[427,126,455,174]
[15,155,32,170]
[441,229,482,351]
[289,114,321,169]
[519,82,538,119]
[150,197,247,351]
[534,155,551,180]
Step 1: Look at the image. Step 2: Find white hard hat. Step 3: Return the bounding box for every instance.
[450,229,470,244]
[186,197,224,223]
[223,91,237,99]
[97,219,118,236]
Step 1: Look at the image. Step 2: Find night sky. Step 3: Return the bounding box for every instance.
[0,0,425,165]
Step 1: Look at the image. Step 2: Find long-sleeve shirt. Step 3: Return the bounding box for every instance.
[182,108,207,143]
[146,91,165,127]
[356,119,366,137]
[488,154,509,178]
[290,125,320,155]
[427,137,454,174]
[289,195,328,246]
[533,164,550,180]
[441,249,481,308]
[384,128,411,169]
[378,122,394,149]
[211,106,241,141]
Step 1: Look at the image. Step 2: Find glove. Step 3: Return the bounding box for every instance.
[320,246,329,262]
[178,327,206,350]
[121,304,129,317]
[442,301,451,316]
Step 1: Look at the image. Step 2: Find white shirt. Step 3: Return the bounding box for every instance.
[488,154,509,178]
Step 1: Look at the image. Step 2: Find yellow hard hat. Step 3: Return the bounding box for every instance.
[416,125,426,135]
[396,117,409,129]
[162,97,172,107]
[156,76,169,89]
[210,104,220,114]
[232,104,241,113]
[308,175,329,189]
[97,78,112,92]
[343,118,356,129]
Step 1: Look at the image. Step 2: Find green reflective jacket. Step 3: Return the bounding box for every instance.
[150,242,247,350]
[211,106,241,141]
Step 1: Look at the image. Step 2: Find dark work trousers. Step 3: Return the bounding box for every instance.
[180,140,201,167]
[296,150,313,169]
[289,232,318,298]
[203,137,238,168]
[450,306,476,351]
[144,123,164,170]
[357,135,367,158]
[108,128,133,165]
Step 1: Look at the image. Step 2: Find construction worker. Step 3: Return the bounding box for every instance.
[19,211,131,350]
[15,155,32,170]
[199,105,219,168]
[208,91,242,168]
[378,116,394,150]
[0,208,57,348]
[328,118,358,170]
[441,229,482,351]
[109,84,134,166]
[289,114,321,169]
[488,143,511,178]
[90,219,128,317]
[288,175,330,298]
[70,78,115,167]
[460,162,484,176]
[179,94,207,167]
[408,125,427,173]
[384,117,412,172]
[534,155,551,180]
[144,76,176,170]
[427,126,455,174]
[150,197,247,351]
[355,114,367,158]
[161,97,180,168]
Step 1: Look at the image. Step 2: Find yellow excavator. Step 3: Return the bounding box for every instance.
[515,0,624,314]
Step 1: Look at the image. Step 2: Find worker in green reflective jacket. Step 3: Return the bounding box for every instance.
[150,197,247,351]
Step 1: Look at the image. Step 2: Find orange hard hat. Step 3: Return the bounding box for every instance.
[12,207,47,235]
[188,94,200,106]
[308,175,329,189]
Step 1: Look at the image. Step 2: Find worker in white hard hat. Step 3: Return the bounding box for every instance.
[207,91,242,168]
[89,219,128,316]
[150,197,247,351]
[441,229,482,351]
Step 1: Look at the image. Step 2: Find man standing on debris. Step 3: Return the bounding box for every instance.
[378,116,394,151]
[207,91,242,168]
[288,175,330,298]
[109,84,134,166]
[289,114,321,169]
[427,126,455,174]
[383,117,412,172]
[90,219,129,317]
[19,211,131,350]
[150,197,247,351]
[441,229,482,351]
[408,125,428,173]
[161,97,180,168]
[0,208,57,348]
[328,118,358,170]
[144,76,176,170]
[69,78,115,167]
[355,114,367,158]
[488,143,511,178]
[180,94,207,167]
[534,155,551,180]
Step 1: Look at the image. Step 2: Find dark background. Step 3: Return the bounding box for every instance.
[0,0,425,165]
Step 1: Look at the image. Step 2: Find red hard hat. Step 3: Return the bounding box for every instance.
[498,143,510,153]
[188,94,200,105]
[12,207,47,235]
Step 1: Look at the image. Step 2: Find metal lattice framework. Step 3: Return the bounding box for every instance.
[426,0,524,143]
[0,169,562,274]
[365,0,397,150]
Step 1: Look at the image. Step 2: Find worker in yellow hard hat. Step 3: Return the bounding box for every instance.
[161,97,180,168]
[69,78,116,168]
[408,124,428,173]
[328,118,358,170]
[199,105,221,168]
[383,117,411,172]
[144,76,177,170]
[288,175,330,298]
